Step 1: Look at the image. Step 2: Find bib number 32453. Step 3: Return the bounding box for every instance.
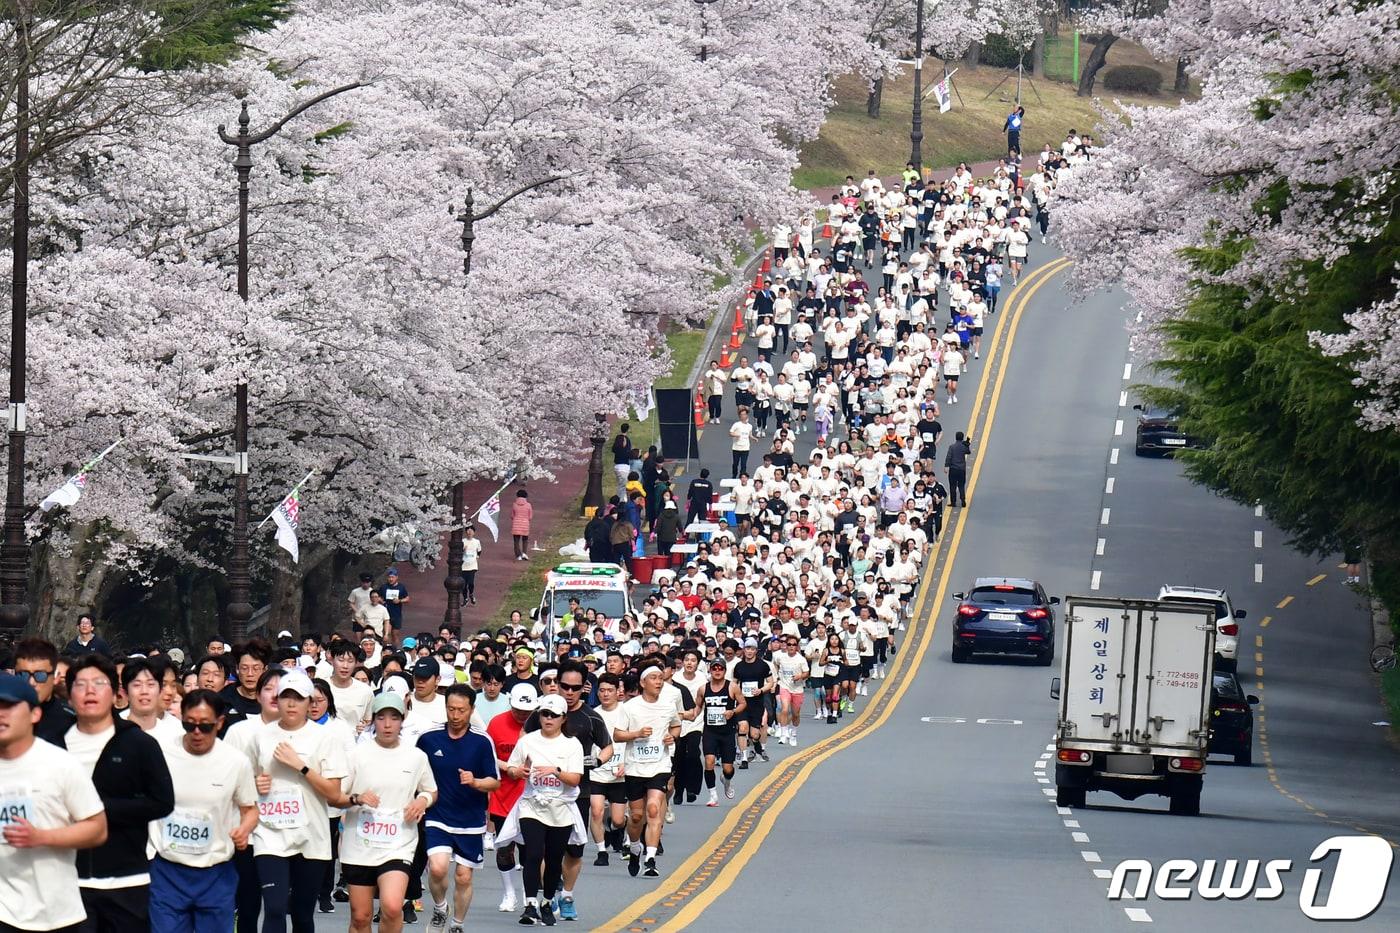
[258,789,307,830]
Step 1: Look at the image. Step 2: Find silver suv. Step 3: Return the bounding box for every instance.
[1158,585,1245,671]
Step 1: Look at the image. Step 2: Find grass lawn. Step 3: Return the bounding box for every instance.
[482,325,703,631]
[794,39,1189,191]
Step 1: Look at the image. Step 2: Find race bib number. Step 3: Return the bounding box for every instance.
[530,770,565,798]
[258,789,307,830]
[825,663,841,677]
[355,808,403,848]
[0,789,35,844]
[631,741,664,764]
[385,589,400,601]
[161,808,214,855]
[741,681,759,698]
[705,706,728,727]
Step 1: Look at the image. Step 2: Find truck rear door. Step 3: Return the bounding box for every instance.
[1062,598,1136,746]
[1128,604,1215,749]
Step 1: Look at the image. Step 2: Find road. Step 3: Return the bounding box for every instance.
[401,247,1400,930]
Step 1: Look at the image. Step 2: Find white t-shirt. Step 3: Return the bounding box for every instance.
[618,695,681,779]
[330,679,374,730]
[247,721,349,859]
[774,652,810,692]
[589,705,627,784]
[0,739,105,931]
[461,538,483,572]
[508,731,585,827]
[153,738,257,868]
[121,709,185,747]
[729,420,753,452]
[64,724,114,774]
[340,741,437,867]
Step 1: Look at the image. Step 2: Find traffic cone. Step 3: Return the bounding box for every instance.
[752,272,763,288]
[694,390,705,428]
[759,250,771,274]
[732,303,745,331]
[820,222,833,240]
[728,328,743,350]
[719,347,731,367]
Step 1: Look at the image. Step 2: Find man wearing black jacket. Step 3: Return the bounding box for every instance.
[12,637,75,745]
[62,614,111,658]
[685,468,715,529]
[944,432,973,508]
[60,653,175,933]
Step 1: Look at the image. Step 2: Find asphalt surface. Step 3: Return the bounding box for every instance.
[384,242,1400,930]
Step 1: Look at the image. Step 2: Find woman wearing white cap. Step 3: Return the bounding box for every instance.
[245,669,350,933]
[496,693,585,926]
[334,691,437,933]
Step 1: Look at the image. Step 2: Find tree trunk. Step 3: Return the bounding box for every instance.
[1029,31,1045,77]
[31,525,116,645]
[1077,32,1117,97]
[867,75,883,119]
[1174,57,1190,93]
[962,42,982,70]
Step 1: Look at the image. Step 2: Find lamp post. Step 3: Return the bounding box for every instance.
[446,176,563,633]
[0,27,32,635]
[214,82,360,641]
[694,0,719,62]
[910,0,926,173]
[582,413,608,517]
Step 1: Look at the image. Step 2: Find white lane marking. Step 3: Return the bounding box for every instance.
[1042,788,1057,796]
[1072,831,1091,843]
[1090,570,1102,591]
[1046,744,1056,752]
[1118,390,1127,407]
[1096,538,1106,556]
[1033,759,1046,769]
[1123,363,1132,380]
[1101,508,1111,525]
[1255,504,1263,517]
[1114,419,1124,436]
[1082,850,1102,863]
[1105,477,1115,494]
[1124,907,1153,922]
[1038,777,1050,784]
[1094,869,1112,880]
[1109,448,1119,465]
[1255,562,1264,583]
[1040,752,1052,760]
[1063,819,1080,828]
[1254,530,1263,548]
[1055,805,1071,815]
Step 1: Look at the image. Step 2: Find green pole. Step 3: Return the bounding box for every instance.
[1072,30,1080,82]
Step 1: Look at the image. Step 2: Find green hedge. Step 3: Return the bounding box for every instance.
[1102,64,1163,94]
[978,34,1027,69]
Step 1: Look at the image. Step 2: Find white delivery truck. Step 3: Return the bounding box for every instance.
[1050,596,1216,815]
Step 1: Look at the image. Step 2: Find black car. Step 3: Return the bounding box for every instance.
[1208,671,1258,765]
[950,577,1058,665]
[1133,404,1204,456]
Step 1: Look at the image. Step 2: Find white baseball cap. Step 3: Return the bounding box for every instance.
[278,670,314,698]
[509,683,539,711]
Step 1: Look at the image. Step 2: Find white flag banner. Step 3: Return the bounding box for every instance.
[477,493,501,542]
[39,439,122,513]
[271,489,302,562]
[933,74,953,113]
[633,385,657,421]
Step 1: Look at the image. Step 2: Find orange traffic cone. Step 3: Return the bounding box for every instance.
[719,347,731,367]
[759,251,771,274]
[752,272,763,288]
[732,303,745,331]
[694,390,705,428]
[729,328,743,350]
[820,222,833,240]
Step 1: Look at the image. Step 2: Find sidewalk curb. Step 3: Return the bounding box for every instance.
[1366,562,1395,655]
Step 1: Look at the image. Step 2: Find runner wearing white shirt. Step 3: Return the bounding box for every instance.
[772,637,810,747]
[119,657,185,746]
[150,689,259,932]
[942,346,965,404]
[0,672,107,933]
[328,643,373,731]
[587,676,628,866]
[614,663,681,878]
[336,692,437,933]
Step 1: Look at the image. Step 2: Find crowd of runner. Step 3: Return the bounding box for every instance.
[0,150,1078,933]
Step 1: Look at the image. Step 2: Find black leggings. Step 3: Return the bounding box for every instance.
[461,570,477,598]
[520,819,571,900]
[234,844,261,930]
[673,732,703,801]
[255,854,327,933]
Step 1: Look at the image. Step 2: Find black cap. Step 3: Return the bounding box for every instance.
[410,658,438,680]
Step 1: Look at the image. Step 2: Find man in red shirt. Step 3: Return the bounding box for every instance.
[487,683,538,913]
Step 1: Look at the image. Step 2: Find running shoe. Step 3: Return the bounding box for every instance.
[559,896,577,921]
[593,850,609,866]
[519,903,540,925]
[450,924,465,933]
[628,850,642,877]
[665,809,675,824]
[827,714,837,724]
[500,892,519,913]
[756,748,770,762]
[789,736,799,747]
[539,900,557,926]
[707,791,719,807]
[333,884,350,903]
[318,896,335,914]
[428,907,448,931]
[644,858,660,878]
[404,903,418,924]
[724,783,736,799]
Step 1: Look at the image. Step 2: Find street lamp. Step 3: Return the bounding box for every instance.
[910,0,926,174]
[214,82,360,641]
[694,0,719,62]
[582,413,608,517]
[0,31,33,635]
[445,176,563,633]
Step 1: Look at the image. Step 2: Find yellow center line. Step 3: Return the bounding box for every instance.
[597,257,1072,933]
[1259,615,1272,628]
[1306,573,1326,587]
[1275,595,1293,609]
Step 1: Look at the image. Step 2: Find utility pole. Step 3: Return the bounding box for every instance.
[910,0,926,173]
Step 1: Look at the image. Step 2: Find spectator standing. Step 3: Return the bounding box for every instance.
[684,469,715,530]
[944,432,972,508]
[63,614,111,658]
[0,672,108,933]
[461,524,483,605]
[512,490,534,561]
[611,425,635,498]
[1004,106,1024,154]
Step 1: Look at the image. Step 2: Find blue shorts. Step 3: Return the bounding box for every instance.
[424,826,484,867]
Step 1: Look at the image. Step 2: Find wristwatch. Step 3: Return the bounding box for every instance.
[349,793,360,807]
[299,765,310,776]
